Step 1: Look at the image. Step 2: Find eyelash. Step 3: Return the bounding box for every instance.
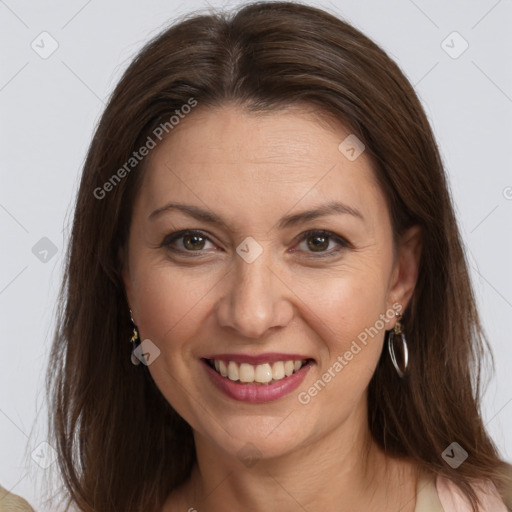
[159,229,351,258]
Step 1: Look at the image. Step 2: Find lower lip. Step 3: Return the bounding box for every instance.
[201,359,314,403]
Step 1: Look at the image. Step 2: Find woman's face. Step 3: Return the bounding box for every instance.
[122,104,421,465]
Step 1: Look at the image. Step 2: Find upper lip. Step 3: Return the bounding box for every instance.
[202,353,314,365]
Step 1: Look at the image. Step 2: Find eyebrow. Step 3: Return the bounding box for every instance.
[148,200,364,229]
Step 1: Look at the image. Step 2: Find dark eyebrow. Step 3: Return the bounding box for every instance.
[148,200,364,229]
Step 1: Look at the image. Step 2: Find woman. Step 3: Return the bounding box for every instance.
[44,2,512,511]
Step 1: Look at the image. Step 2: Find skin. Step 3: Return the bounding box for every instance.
[122,103,423,512]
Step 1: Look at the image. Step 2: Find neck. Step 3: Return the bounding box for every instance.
[165,399,418,512]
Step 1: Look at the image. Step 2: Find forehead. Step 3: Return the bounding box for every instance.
[136,104,385,230]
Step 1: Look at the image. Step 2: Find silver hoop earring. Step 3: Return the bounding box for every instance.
[387,313,408,378]
[129,309,141,366]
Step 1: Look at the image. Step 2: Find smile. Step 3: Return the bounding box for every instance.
[205,358,311,385]
[201,356,315,403]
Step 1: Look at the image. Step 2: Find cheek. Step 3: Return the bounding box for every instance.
[130,263,217,418]
[293,278,389,424]
[292,262,390,346]
[291,266,390,400]
[132,258,219,345]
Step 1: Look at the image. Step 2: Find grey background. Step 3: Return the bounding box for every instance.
[0,0,511,509]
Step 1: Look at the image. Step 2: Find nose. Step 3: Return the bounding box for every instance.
[215,250,294,339]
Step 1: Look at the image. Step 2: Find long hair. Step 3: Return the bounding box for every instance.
[46,2,511,510]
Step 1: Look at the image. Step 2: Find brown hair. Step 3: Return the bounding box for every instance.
[46,2,512,511]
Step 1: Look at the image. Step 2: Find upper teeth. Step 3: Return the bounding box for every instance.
[213,359,306,384]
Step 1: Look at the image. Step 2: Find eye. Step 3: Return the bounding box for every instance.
[292,229,351,257]
[160,230,217,255]
[160,229,350,258]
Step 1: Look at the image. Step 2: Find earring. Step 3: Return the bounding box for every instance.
[387,312,408,378]
[129,309,141,366]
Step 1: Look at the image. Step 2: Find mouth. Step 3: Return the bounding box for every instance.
[202,357,314,385]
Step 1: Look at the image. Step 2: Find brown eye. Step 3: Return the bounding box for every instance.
[294,230,351,257]
[306,233,330,252]
[182,233,207,250]
[160,230,216,254]
[160,229,350,258]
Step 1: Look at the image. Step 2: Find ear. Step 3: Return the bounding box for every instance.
[387,224,422,315]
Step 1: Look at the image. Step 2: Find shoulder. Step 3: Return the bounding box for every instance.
[435,475,509,512]
[0,485,35,512]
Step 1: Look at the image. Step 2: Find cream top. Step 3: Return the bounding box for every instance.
[415,472,445,511]
[414,471,509,512]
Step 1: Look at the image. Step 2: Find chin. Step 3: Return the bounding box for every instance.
[193,412,313,465]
